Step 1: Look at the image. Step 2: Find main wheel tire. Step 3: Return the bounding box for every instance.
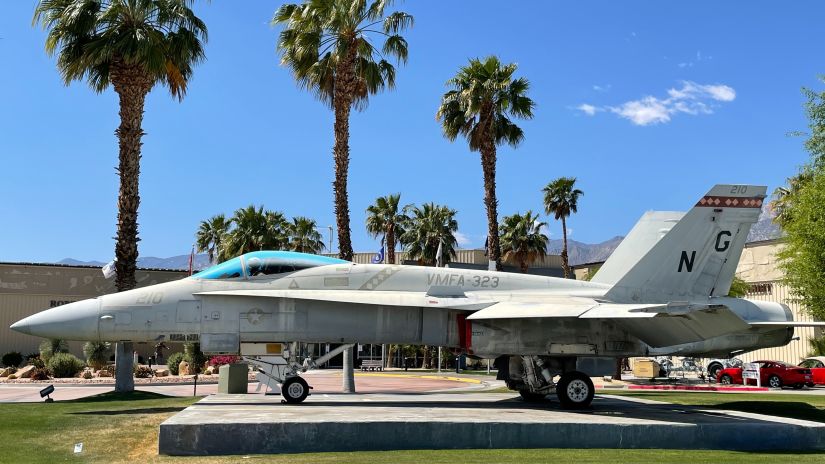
[768,374,783,389]
[556,371,595,410]
[720,374,733,385]
[708,364,723,381]
[282,376,310,404]
[518,390,547,402]
[793,383,804,390]
[806,382,815,388]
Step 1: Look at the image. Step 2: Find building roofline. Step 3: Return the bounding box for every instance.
[0,261,189,273]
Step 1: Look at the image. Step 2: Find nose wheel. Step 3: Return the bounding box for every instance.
[281,376,310,404]
[556,371,594,409]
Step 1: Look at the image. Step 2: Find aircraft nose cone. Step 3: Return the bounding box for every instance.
[10,299,100,340]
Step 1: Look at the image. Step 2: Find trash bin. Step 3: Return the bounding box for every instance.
[218,363,248,394]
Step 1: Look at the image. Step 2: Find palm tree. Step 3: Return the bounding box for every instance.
[543,177,583,278]
[34,0,207,292]
[273,0,413,262]
[771,170,812,227]
[196,214,230,265]
[401,203,458,266]
[222,206,290,259]
[288,217,326,254]
[437,56,534,271]
[365,194,408,264]
[500,211,549,273]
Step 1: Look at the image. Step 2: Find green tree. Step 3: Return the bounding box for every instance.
[499,211,549,273]
[35,0,207,292]
[365,194,408,264]
[543,177,583,278]
[288,216,326,254]
[273,0,413,261]
[437,56,535,271]
[776,83,825,321]
[809,336,825,357]
[222,206,290,259]
[196,214,230,265]
[401,203,458,266]
[727,276,750,298]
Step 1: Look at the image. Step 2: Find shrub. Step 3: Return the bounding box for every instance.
[82,370,93,380]
[30,368,50,381]
[167,352,185,375]
[208,355,242,367]
[133,366,153,378]
[2,351,23,367]
[83,342,111,370]
[184,343,206,374]
[29,357,45,369]
[47,353,85,378]
[39,339,68,363]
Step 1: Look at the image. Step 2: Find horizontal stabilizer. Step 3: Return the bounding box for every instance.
[196,289,492,310]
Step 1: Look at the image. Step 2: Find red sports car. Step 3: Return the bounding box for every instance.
[716,360,812,389]
[798,357,825,387]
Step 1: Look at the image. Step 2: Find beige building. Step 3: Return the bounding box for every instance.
[0,263,187,358]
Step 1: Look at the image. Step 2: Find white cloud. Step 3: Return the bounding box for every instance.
[578,81,736,126]
[592,84,612,92]
[576,103,599,116]
[454,231,472,247]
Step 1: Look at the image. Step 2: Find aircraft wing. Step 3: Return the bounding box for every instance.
[195,289,493,310]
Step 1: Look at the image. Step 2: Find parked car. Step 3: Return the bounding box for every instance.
[706,357,742,380]
[798,357,825,387]
[716,360,812,389]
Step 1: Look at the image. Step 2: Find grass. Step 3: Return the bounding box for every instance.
[608,391,825,423]
[1,390,823,463]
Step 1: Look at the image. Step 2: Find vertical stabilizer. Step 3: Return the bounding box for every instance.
[590,211,684,286]
[605,184,766,303]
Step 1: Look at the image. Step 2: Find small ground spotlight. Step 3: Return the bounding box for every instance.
[40,384,54,403]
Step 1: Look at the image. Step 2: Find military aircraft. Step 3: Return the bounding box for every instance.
[11,184,825,408]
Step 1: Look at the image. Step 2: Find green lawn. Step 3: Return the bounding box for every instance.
[1,391,823,463]
[608,391,825,423]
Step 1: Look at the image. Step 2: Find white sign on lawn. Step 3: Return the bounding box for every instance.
[742,362,760,387]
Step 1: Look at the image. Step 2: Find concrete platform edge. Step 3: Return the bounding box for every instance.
[158,420,825,455]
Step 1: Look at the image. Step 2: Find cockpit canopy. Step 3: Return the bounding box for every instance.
[192,251,348,280]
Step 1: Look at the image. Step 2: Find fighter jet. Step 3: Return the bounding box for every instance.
[11,184,825,408]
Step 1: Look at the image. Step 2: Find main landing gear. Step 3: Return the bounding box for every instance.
[244,342,354,404]
[498,355,596,409]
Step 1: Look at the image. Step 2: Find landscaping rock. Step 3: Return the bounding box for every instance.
[179,361,190,376]
[16,365,35,379]
[154,368,169,377]
[0,367,12,377]
[97,369,112,377]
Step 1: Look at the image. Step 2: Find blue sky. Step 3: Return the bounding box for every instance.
[0,1,820,263]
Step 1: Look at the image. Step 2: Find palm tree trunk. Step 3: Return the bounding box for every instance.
[332,48,357,262]
[387,224,396,264]
[480,124,501,271]
[112,77,150,292]
[520,260,528,273]
[561,216,570,278]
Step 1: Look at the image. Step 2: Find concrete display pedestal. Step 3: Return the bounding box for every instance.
[217,364,248,394]
[158,393,825,455]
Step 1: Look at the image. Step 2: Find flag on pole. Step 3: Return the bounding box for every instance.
[371,242,385,264]
[101,259,116,279]
[188,245,195,276]
[435,239,444,268]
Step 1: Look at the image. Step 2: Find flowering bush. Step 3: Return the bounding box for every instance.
[208,355,242,367]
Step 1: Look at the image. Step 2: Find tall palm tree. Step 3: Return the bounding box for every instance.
[543,177,583,278]
[437,56,534,271]
[273,0,413,262]
[196,214,230,265]
[34,0,207,292]
[401,203,458,266]
[288,217,326,254]
[500,211,549,273]
[365,194,408,264]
